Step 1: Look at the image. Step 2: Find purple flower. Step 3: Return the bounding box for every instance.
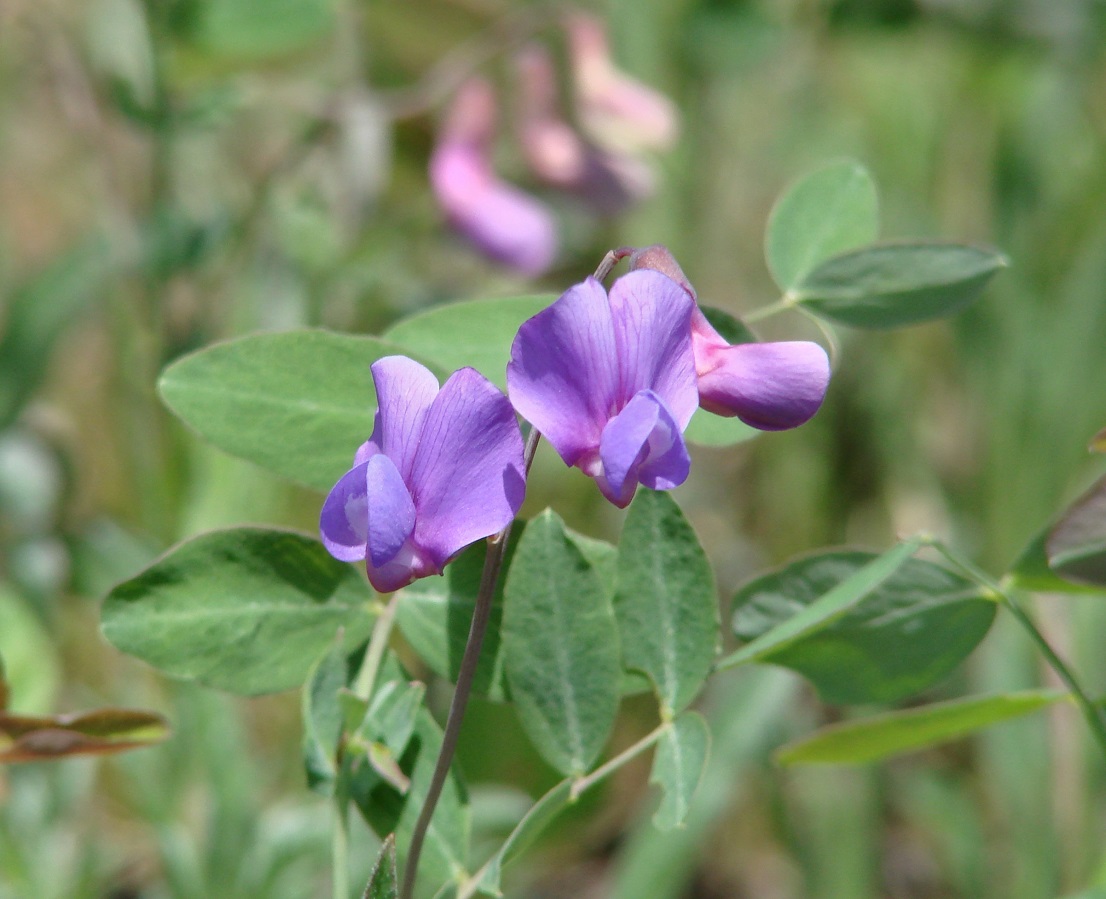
[320,356,526,593]
[507,270,698,507]
[430,78,557,276]
[628,245,830,430]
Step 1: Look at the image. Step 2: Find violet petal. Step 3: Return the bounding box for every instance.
[408,367,526,571]
[363,356,440,479]
[697,341,830,429]
[598,390,689,507]
[364,453,417,569]
[319,461,370,562]
[608,270,698,428]
[508,277,621,466]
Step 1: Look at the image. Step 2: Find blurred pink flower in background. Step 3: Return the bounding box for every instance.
[566,13,678,155]
[429,78,557,276]
[514,43,653,216]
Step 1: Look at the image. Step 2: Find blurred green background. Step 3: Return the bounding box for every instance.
[3,0,1106,896]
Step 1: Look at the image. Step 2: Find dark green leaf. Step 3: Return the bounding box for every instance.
[794,242,1006,328]
[650,712,710,831]
[698,306,757,345]
[615,491,718,716]
[775,690,1065,765]
[102,528,375,695]
[0,707,169,762]
[302,633,349,790]
[357,679,426,758]
[159,330,419,491]
[503,510,621,775]
[382,296,555,392]
[766,159,879,291]
[1046,474,1106,588]
[730,544,995,704]
[363,835,398,899]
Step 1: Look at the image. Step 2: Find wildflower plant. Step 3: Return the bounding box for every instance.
[94,159,1106,899]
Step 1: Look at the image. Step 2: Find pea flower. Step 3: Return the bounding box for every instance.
[628,245,830,429]
[320,356,526,593]
[430,78,557,276]
[507,270,698,507]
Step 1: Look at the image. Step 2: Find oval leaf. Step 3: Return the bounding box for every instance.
[650,711,711,831]
[0,707,169,762]
[775,690,1066,765]
[615,491,719,716]
[382,295,554,392]
[1046,474,1106,588]
[730,545,995,704]
[793,242,1006,329]
[766,159,879,291]
[159,330,415,491]
[102,528,375,695]
[502,510,621,775]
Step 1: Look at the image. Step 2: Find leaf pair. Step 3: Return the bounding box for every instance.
[766,159,1006,329]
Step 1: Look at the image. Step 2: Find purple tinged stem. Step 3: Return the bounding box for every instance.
[400,427,542,899]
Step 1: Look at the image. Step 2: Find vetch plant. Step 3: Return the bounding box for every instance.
[97,160,1106,899]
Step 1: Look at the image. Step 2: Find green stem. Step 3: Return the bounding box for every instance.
[332,797,350,899]
[569,721,671,801]
[932,542,1106,764]
[399,429,541,899]
[742,294,796,323]
[353,594,399,702]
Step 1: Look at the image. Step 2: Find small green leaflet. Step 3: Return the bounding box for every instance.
[650,712,711,831]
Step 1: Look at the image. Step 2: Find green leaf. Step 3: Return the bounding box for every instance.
[159,330,417,491]
[382,296,555,392]
[0,583,60,714]
[1007,528,1103,594]
[191,0,336,60]
[0,707,169,762]
[615,491,719,716]
[397,525,638,701]
[793,242,1006,329]
[698,306,757,345]
[0,237,118,429]
[102,528,375,695]
[357,679,426,757]
[1046,474,1106,588]
[775,690,1066,765]
[475,780,573,896]
[502,510,621,775]
[650,712,710,831]
[719,539,921,670]
[766,159,879,291]
[729,542,996,704]
[302,633,350,791]
[363,835,398,899]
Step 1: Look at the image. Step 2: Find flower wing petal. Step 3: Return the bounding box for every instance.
[598,390,689,507]
[697,340,830,429]
[319,461,370,562]
[364,453,417,569]
[366,356,440,480]
[607,270,698,428]
[508,277,621,465]
[409,368,526,569]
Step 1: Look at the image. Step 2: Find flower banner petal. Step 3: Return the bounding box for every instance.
[508,278,621,465]
[365,454,417,568]
[607,270,698,429]
[365,356,440,479]
[410,368,526,569]
[697,340,830,429]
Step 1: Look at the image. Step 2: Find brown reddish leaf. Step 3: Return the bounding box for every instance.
[1047,474,1106,588]
[0,708,169,763]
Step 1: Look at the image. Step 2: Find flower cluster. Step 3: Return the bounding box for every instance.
[429,13,677,275]
[321,247,830,590]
